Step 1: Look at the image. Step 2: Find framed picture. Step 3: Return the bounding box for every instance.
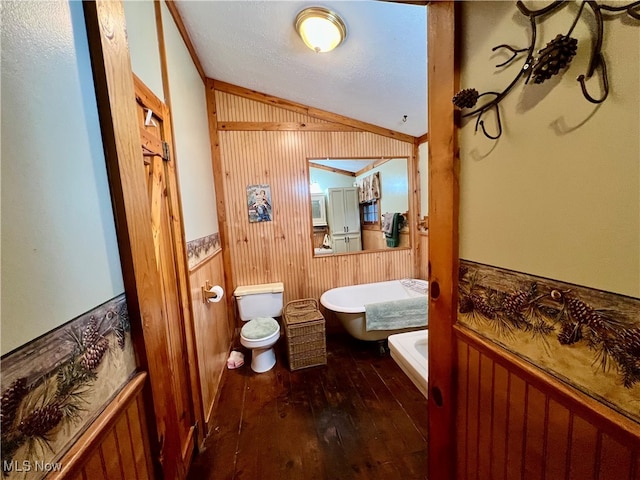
[247,184,272,223]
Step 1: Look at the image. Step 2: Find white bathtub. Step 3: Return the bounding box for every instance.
[319,279,428,341]
[388,330,428,398]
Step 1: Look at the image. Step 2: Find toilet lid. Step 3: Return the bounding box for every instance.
[241,317,279,340]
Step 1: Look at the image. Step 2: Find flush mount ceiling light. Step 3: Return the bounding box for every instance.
[295,6,347,53]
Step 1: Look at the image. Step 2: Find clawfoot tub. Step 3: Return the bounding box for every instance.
[319,279,428,346]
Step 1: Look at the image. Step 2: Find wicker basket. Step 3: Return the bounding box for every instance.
[283,298,327,371]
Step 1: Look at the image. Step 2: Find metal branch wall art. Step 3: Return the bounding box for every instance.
[453,0,640,140]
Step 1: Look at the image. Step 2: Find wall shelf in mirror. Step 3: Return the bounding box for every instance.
[311,193,327,226]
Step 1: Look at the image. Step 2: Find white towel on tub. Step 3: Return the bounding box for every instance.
[364,296,428,331]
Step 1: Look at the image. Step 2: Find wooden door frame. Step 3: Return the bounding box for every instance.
[83,2,193,478]
[134,74,201,467]
[427,2,459,480]
[84,1,459,478]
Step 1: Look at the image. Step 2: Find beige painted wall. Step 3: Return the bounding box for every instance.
[1,0,124,354]
[124,1,219,244]
[161,1,219,243]
[122,0,163,100]
[459,1,640,298]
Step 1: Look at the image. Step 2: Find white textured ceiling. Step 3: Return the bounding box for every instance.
[174,0,428,137]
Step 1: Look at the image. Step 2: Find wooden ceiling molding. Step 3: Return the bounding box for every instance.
[212,80,417,144]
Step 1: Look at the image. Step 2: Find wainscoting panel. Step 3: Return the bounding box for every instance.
[49,373,153,480]
[455,328,640,480]
[189,251,232,431]
[1,295,136,480]
[215,90,416,307]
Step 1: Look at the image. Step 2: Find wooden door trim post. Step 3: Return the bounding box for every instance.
[427,2,459,479]
[205,78,237,333]
[153,1,206,448]
[83,2,183,478]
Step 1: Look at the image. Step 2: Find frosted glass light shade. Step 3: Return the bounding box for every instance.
[295,7,346,53]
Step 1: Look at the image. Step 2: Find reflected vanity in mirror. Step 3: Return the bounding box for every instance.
[308,157,411,256]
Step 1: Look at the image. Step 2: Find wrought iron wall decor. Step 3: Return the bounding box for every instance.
[453,0,640,140]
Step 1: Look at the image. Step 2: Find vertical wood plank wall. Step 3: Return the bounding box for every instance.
[214,90,416,305]
[188,251,233,433]
[417,233,429,281]
[455,327,640,480]
[51,373,154,480]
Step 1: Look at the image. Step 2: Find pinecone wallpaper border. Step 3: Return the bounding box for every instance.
[187,232,221,270]
[458,260,640,424]
[0,294,136,480]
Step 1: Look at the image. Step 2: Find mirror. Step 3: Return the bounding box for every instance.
[308,157,410,256]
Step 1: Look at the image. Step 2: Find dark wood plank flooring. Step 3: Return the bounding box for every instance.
[187,331,428,480]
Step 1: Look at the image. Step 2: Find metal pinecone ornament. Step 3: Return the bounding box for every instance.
[530,34,578,84]
[452,88,479,109]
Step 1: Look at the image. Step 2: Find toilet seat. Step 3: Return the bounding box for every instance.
[240,317,280,373]
[241,317,279,340]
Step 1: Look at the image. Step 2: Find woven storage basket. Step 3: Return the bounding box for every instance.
[283,298,326,371]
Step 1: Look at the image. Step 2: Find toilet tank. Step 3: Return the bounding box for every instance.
[233,282,284,321]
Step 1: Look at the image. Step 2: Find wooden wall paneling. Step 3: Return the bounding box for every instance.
[132,388,154,478]
[114,408,137,478]
[466,346,480,480]
[505,371,526,480]
[101,431,123,479]
[597,433,634,480]
[83,454,104,479]
[189,251,232,431]
[50,373,152,480]
[523,385,546,480]
[544,399,571,480]
[213,80,416,143]
[455,327,640,480]
[214,102,416,310]
[427,2,459,479]
[206,78,237,327]
[412,141,421,277]
[456,340,469,480]
[478,353,494,480]
[490,363,509,480]
[417,234,429,280]
[83,2,186,477]
[568,416,599,480]
[361,229,410,250]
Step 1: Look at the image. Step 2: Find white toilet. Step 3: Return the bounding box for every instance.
[233,282,284,373]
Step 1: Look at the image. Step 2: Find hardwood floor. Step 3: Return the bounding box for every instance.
[187,330,428,480]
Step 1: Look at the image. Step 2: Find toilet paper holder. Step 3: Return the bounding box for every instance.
[202,281,221,304]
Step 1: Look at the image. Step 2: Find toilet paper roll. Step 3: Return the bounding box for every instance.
[206,285,224,303]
